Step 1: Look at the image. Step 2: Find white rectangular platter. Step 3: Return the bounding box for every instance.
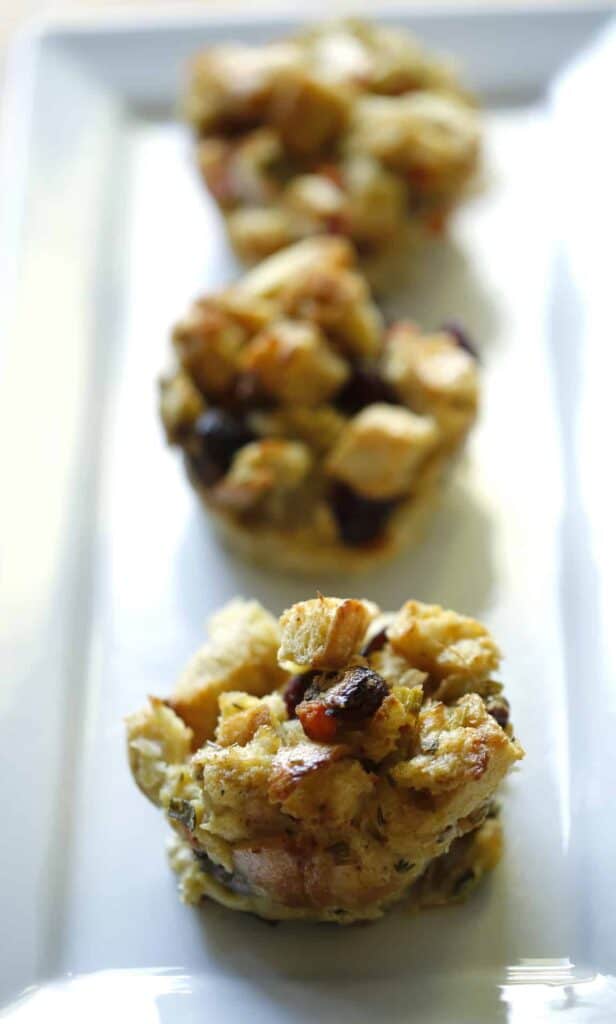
[1,5,616,1021]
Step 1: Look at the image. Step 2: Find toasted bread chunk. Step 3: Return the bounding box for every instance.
[390,694,520,793]
[198,129,283,210]
[346,92,480,195]
[185,42,301,133]
[228,207,297,263]
[241,320,349,405]
[216,691,287,747]
[283,173,347,223]
[125,698,193,805]
[213,439,312,515]
[269,65,352,154]
[278,260,383,360]
[326,403,438,499]
[343,154,406,243]
[172,299,246,397]
[369,643,428,692]
[272,757,374,826]
[237,236,355,299]
[250,404,346,454]
[384,324,478,440]
[216,694,275,747]
[168,600,286,746]
[278,595,376,670]
[387,600,500,682]
[302,21,467,98]
[159,372,205,443]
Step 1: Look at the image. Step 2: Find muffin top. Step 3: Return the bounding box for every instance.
[161,238,479,553]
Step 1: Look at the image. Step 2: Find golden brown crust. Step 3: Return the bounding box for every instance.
[240,319,349,405]
[325,403,438,500]
[387,601,500,682]
[278,596,375,670]
[167,599,286,746]
[383,324,479,444]
[194,452,448,575]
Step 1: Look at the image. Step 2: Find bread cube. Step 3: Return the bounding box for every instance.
[346,92,480,195]
[283,173,347,224]
[241,319,349,405]
[126,698,193,804]
[228,207,297,263]
[390,694,514,793]
[278,595,376,670]
[269,65,352,154]
[384,324,478,440]
[159,372,205,443]
[168,600,286,746]
[238,236,354,299]
[185,42,301,134]
[198,129,283,209]
[387,601,500,682]
[172,299,246,397]
[250,404,346,454]
[326,402,438,499]
[213,439,312,512]
[278,260,383,360]
[343,154,406,242]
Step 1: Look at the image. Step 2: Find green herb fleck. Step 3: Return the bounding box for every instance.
[168,799,196,832]
[394,859,415,873]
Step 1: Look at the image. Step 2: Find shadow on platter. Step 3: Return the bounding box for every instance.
[373,233,501,360]
[172,467,496,628]
[188,866,511,1022]
[361,469,497,617]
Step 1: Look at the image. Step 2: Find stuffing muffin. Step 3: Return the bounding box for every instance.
[185,20,481,264]
[126,595,523,923]
[161,237,479,573]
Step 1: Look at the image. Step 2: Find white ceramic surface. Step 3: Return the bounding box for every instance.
[1,6,615,1021]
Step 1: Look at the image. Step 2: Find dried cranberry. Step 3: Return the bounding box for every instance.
[440,322,479,361]
[324,666,389,721]
[296,666,389,743]
[484,695,510,729]
[283,672,316,718]
[335,366,399,415]
[190,409,254,486]
[167,798,196,832]
[362,627,388,657]
[330,482,397,547]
